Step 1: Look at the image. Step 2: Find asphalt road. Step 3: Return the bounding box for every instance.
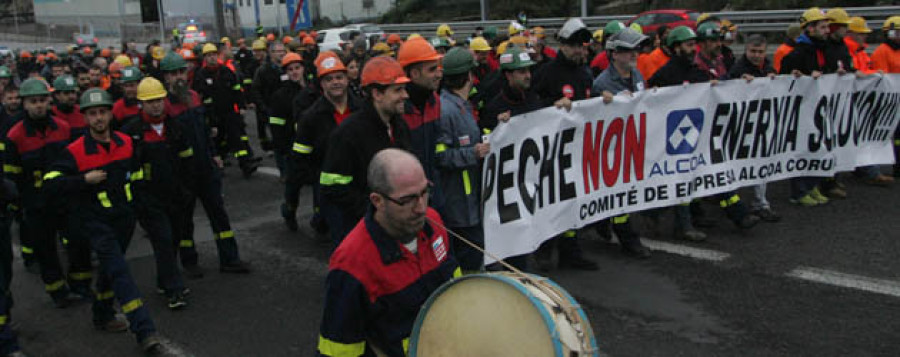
[8,111,900,357]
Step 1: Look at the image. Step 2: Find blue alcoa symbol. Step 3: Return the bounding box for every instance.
[666,109,704,155]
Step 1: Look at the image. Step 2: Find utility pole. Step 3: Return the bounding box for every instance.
[581,0,587,17]
[214,0,227,39]
[157,0,165,43]
[118,0,125,42]
[275,0,283,36]
[480,0,486,21]
[13,0,19,36]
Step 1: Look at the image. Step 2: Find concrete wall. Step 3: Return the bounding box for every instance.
[319,0,393,23]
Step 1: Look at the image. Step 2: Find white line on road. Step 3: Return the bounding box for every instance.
[257,166,280,177]
[786,266,900,298]
[640,238,732,262]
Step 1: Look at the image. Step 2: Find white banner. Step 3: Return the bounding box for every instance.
[481,74,900,262]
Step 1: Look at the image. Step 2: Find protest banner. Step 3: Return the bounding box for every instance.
[481,74,900,261]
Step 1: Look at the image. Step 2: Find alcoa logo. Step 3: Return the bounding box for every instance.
[666,108,704,155]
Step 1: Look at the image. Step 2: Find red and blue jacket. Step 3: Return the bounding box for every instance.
[317,206,461,357]
[52,105,88,138]
[3,115,71,209]
[42,131,138,216]
[403,84,445,211]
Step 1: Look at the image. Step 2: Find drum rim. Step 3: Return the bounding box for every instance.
[543,277,600,354]
[408,273,570,357]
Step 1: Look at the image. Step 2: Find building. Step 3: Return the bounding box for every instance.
[318,0,393,23]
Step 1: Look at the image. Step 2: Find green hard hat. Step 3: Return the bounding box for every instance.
[499,47,535,71]
[19,78,52,97]
[696,22,721,40]
[160,51,188,72]
[429,36,451,49]
[666,25,697,47]
[603,21,628,37]
[0,66,10,78]
[52,75,78,92]
[79,88,113,111]
[483,26,498,40]
[442,47,476,75]
[120,66,143,83]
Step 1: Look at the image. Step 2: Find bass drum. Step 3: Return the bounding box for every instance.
[408,272,599,357]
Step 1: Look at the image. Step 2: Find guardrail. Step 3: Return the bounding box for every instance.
[377,6,900,39]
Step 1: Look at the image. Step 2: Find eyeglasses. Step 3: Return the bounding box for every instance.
[377,182,432,207]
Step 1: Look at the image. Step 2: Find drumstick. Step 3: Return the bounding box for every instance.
[426,216,525,275]
[426,217,597,354]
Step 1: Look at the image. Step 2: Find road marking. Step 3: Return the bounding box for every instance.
[257,166,280,177]
[641,238,732,262]
[786,266,900,298]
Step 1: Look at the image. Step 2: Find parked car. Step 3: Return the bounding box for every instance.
[626,9,700,35]
[317,28,362,52]
[343,23,384,44]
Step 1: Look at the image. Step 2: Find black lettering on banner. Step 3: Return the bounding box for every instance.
[482,153,496,212]
[539,133,559,205]
[518,139,540,215]
[558,128,577,201]
[497,144,520,223]
[710,103,729,164]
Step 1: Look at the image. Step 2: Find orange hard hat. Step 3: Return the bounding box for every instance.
[281,52,303,67]
[298,30,307,37]
[83,47,93,55]
[302,36,316,45]
[108,62,124,78]
[315,52,346,77]
[396,37,443,67]
[361,56,410,87]
[36,54,45,63]
[282,36,293,45]
[100,48,112,58]
[180,48,196,61]
[47,52,58,60]
[387,34,403,45]
[20,51,33,58]
[266,33,276,42]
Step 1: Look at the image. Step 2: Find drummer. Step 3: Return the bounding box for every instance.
[317,148,462,357]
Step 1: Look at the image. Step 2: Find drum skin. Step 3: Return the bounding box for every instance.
[408,273,599,357]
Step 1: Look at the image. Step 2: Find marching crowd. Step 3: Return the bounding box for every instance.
[0,5,895,357]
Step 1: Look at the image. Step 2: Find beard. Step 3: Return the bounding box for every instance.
[171,79,191,105]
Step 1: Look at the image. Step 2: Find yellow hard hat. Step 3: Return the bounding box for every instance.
[592,29,604,42]
[508,21,525,36]
[114,55,133,67]
[469,37,491,52]
[496,41,509,55]
[825,8,851,25]
[800,7,828,27]
[508,35,529,45]
[151,46,165,60]
[202,43,218,55]
[252,39,267,51]
[220,36,231,43]
[883,16,900,31]
[848,17,872,34]
[436,24,453,37]
[629,23,643,34]
[696,13,711,24]
[372,42,394,56]
[136,77,167,101]
[407,33,422,40]
[532,26,546,39]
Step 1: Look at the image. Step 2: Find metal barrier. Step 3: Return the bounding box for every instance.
[378,6,900,38]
